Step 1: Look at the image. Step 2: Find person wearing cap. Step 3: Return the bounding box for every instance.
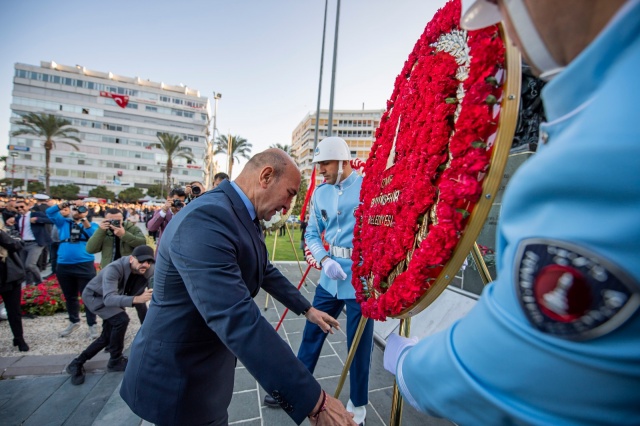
[65,245,154,385]
[265,137,373,425]
[47,199,100,339]
[383,1,640,424]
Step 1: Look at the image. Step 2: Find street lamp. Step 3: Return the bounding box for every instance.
[205,92,222,189]
[10,152,19,194]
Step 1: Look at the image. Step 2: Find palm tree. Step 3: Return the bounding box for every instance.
[269,143,292,155]
[156,133,195,192]
[11,113,81,195]
[214,135,252,178]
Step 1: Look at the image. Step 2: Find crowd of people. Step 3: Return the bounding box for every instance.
[0,172,230,355]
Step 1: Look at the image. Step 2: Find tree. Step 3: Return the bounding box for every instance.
[292,175,308,217]
[146,184,163,198]
[156,133,194,194]
[11,112,81,195]
[269,143,292,156]
[50,184,80,200]
[117,187,144,203]
[27,181,45,194]
[214,135,252,178]
[0,156,6,172]
[89,185,116,200]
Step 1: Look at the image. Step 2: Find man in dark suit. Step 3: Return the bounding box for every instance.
[121,149,355,426]
[15,199,52,285]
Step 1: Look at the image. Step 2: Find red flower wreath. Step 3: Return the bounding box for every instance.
[351,0,506,320]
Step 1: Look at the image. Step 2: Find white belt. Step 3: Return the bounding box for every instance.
[330,245,352,259]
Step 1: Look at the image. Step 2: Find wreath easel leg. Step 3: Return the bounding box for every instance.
[334,315,369,398]
[470,242,493,285]
[389,317,411,426]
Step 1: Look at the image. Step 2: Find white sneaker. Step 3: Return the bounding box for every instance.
[59,321,81,337]
[346,399,366,425]
[88,324,100,340]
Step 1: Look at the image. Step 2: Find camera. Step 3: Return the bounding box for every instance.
[110,219,121,227]
[60,202,70,209]
[191,186,202,196]
[172,199,184,208]
[72,205,88,214]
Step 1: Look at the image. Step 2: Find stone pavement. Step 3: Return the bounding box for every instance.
[0,261,455,426]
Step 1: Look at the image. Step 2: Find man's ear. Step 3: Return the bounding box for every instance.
[259,166,275,188]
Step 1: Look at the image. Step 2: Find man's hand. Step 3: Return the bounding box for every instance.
[162,200,171,212]
[133,288,153,304]
[112,223,125,237]
[308,391,357,426]
[321,258,347,280]
[305,307,340,334]
[99,219,111,230]
[383,333,418,375]
[30,217,38,223]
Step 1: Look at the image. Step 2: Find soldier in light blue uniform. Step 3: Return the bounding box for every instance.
[265,137,373,425]
[384,1,640,424]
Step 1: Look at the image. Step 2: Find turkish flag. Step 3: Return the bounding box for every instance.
[299,167,316,221]
[99,91,130,109]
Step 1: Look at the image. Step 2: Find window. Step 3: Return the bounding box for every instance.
[145,106,158,112]
[82,108,89,114]
[55,157,62,163]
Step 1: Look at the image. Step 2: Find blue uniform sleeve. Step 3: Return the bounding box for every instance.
[305,193,328,263]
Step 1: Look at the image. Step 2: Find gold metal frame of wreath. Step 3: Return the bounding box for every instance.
[334,27,522,426]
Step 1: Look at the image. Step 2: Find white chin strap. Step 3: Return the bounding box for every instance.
[504,0,564,81]
[335,161,344,186]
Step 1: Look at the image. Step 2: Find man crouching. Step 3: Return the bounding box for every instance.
[66,245,154,385]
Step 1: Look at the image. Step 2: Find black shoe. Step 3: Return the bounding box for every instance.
[66,359,86,385]
[264,394,280,408]
[13,338,29,352]
[107,356,128,372]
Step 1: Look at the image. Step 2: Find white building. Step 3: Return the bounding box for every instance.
[8,61,212,195]
[291,108,384,183]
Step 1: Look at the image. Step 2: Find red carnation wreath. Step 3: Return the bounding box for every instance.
[351,0,510,320]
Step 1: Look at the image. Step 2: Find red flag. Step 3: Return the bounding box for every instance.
[299,167,316,221]
[99,91,130,109]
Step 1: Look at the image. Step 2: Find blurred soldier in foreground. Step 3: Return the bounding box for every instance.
[384,1,640,424]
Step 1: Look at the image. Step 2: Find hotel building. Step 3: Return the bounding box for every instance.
[8,61,212,194]
[291,109,384,183]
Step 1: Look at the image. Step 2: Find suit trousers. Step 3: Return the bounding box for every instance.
[78,311,129,363]
[0,282,25,340]
[20,241,44,285]
[57,261,97,326]
[297,285,374,407]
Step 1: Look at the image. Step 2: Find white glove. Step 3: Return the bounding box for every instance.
[384,333,418,376]
[322,258,347,280]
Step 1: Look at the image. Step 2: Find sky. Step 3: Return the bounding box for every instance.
[0,0,449,177]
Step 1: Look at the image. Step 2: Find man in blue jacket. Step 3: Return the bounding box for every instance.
[384,1,640,424]
[47,200,99,339]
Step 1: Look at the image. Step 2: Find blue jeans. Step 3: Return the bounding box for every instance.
[297,285,374,406]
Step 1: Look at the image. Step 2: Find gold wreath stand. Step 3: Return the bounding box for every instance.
[332,27,521,426]
[263,222,308,310]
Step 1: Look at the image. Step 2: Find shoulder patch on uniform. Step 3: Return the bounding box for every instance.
[515,238,640,340]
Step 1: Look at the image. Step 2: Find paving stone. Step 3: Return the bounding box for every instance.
[0,375,67,426]
[91,380,141,426]
[63,372,124,426]
[0,356,21,371]
[24,373,103,426]
[228,388,260,424]
[233,366,257,393]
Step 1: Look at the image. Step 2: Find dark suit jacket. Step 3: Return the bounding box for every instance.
[120,181,320,425]
[16,211,52,246]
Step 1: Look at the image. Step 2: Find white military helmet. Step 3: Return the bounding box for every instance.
[313,136,350,163]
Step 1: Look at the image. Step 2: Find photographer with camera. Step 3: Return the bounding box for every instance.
[47,200,100,339]
[146,188,186,253]
[86,208,147,322]
[185,181,205,204]
[66,245,154,386]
